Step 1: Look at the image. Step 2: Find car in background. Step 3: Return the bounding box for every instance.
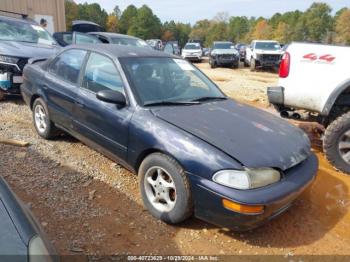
[0,175,57,260]
[89,32,152,49]
[21,44,318,231]
[146,39,163,50]
[235,43,247,62]
[71,20,103,33]
[209,41,239,68]
[0,12,60,100]
[181,42,202,62]
[245,40,283,71]
[202,48,210,57]
[163,41,181,56]
[53,31,101,47]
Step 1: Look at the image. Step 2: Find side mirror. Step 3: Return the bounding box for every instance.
[96,90,126,107]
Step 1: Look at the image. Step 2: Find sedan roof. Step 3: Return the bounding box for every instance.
[68,44,174,58]
[88,32,141,40]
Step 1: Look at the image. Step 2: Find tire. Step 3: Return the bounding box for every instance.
[323,111,350,174]
[0,90,5,101]
[232,62,239,69]
[32,98,58,139]
[210,60,217,69]
[139,153,193,224]
[250,58,256,71]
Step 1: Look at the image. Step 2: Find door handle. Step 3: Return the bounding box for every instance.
[75,99,85,108]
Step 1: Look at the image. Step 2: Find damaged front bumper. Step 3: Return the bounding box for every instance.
[189,153,318,231]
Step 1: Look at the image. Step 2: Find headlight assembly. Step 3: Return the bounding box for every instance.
[0,55,19,64]
[213,168,281,190]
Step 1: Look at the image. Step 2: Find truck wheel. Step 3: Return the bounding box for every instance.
[210,60,216,69]
[139,153,193,224]
[32,98,59,139]
[324,111,350,174]
[0,90,5,101]
[250,58,256,71]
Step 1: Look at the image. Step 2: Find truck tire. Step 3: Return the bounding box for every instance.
[139,153,193,224]
[0,90,5,101]
[250,58,256,72]
[324,111,350,174]
[210,59,217,69]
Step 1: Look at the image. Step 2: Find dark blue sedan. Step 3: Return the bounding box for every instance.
[21,45,318,230]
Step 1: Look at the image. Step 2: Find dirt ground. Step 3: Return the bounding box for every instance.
[0,61,350,258]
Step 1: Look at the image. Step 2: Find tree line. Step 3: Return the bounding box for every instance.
[65,1,350,47]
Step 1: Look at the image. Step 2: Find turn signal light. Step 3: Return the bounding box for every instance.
[222,199,264,214]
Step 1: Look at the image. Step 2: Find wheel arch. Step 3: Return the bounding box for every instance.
[322,78,350,116]
[134,148,183,175]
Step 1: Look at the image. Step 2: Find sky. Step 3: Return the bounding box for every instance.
[75,0,350,24]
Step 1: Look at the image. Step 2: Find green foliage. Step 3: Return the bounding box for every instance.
[64,1,350,47]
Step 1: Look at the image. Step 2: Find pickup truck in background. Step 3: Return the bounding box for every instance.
[245,40,283,71]
[268,42,350,174]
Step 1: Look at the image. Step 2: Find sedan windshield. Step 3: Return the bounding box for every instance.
[111,37,151,49]
[255,42,280,50]
[121,57,225,105]
[0,19,56,45]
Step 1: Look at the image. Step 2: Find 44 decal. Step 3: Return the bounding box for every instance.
[302,53,336,63]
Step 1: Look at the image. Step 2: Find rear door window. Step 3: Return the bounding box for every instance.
[49,49,87,84]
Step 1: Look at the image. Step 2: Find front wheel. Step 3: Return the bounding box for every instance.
[324,111,350,174]
[139,153,193,224]
[32,98,58,139]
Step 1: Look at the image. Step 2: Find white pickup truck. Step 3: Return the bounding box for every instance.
[245,40,283,71]
[268,42,350,173]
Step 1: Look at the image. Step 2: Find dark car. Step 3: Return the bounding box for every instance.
[88,32,152,49]
[209,41,240,69]
[21,45,318,231]
[0,13,60,100]
[235,43,247,62]
[53,31,102,47]
[0,176,57,261]
[163,41,181,56]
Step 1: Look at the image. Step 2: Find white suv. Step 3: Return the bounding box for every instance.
[181,43,202,62]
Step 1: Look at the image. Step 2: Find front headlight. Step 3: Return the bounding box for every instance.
[29,235,52,262]
[0,55,19,64]
[213,168,280,190]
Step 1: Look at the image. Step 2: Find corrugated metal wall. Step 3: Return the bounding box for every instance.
[0,0,66,32]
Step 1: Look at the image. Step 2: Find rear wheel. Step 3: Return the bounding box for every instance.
[139,153,193,224]
[32,98,58,139]
[324,111,350,174]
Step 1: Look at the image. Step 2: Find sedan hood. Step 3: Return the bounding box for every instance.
[152,99,311,170]
[0,41,60,59]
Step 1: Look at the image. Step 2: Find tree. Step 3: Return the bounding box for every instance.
[205,21,228,46]
[251,20,272,40]
[274,22,291,43]
[119,5,138,34]
[189,19,211,42]
[113,5,121,18]
[303,3,333,42]
[106,14,118,33]
[77,3,108,30]
[128,5,162,39]
[228,16,249,42]
[162,30,174,41]
[335,9,350,45]
[65,0,78,30]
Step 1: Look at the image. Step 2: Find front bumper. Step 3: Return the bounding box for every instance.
[267,86,284,106]
[189,153,318,231]
[182,54,202,61]
[214,56,239,66]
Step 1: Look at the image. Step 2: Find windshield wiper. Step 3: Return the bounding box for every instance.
[191,96,227,102]
[144,100,200,107]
